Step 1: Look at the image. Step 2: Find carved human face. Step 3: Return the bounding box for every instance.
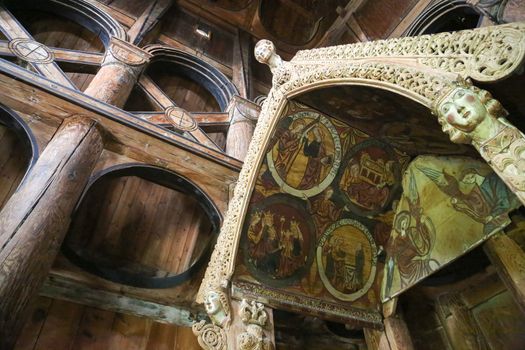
[204,291,221,314]
[438,88,487,133]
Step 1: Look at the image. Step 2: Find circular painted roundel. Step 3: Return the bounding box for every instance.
[243,194,315,288]
[9,38,54,64]
[165,106,198,132]
[317,218,377,301]
[266,110,342,198]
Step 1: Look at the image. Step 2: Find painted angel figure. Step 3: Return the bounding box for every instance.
[416,165,518,234]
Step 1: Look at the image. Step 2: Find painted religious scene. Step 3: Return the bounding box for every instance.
[235,102,409,325]
[382,156,520,301]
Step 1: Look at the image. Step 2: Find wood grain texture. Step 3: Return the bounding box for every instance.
[0,124,31,211]
[13,297,201,350]
[0,116,103,349]
[484,233,525,314]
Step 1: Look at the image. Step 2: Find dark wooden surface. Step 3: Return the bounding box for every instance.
[14,296,201,350]
[0,117,103,349]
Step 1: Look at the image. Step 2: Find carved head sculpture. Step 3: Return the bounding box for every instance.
[433,84,507,144]
[204,290,230,327]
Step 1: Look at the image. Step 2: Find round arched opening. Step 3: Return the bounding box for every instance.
[0,0,125,91]
[405,1,482,36]
[63,165,221,288]
[0,106,37,211]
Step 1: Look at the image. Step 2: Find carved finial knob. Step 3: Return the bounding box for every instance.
[254,39,275,65]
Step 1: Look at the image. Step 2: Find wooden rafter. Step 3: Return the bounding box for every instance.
[127,0,174,45]
[137,74,222,151]
[0,5,77,89]
[134,111,230,132]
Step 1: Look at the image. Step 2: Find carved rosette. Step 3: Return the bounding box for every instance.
[192,320,227,350]
[102,37,152,78]
[196,24,525,315]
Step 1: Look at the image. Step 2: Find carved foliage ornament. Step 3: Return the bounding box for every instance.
[197,23,525,306]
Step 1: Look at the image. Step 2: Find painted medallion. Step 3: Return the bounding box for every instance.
[266,111,342,198]
[317,219,377,301]
[243,194,315,287]
[339,139,400,215]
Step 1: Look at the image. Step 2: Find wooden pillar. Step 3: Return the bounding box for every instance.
[225,96,260,161]
[84,37,152,108]
[384,314,415,350]
[364,328,391,350]
[0,116,103,349]
[484,233,525,314]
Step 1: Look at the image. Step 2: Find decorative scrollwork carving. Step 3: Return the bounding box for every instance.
[192,320,227,350]
[292,23,525,82]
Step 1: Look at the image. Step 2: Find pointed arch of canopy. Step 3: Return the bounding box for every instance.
[196,22,525,303]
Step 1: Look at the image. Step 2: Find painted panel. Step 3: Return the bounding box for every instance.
[382,156,520,301]
[234,102,410,324]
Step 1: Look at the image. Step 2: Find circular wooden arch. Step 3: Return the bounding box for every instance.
[63,163,222,289]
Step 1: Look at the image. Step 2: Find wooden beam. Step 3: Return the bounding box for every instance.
[484,233,525,314]
[0,59,242,183]
[134,111,230,131]
[127,0,174,45]
[40,276,206,327]
[138,74,176,109]
[316,0,367,46]
[388,0,434,38]
[84,0,135,28]
[0,5,76,89]
[232,29,252,99]
[51,48,104,66]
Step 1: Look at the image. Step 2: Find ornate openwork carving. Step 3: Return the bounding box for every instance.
[293,22,525,82]
[196,24,525,317]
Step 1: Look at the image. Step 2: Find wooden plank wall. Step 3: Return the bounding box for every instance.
[0,124,30,210]
[14,296,200,350]
[66,175,212,277]
[355,0,420,39]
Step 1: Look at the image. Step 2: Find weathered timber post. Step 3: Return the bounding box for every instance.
[484,233,525,314]
[383,314,415,350]
[0,116,103,349]
[84,37,152,108]
[225,95,260,161]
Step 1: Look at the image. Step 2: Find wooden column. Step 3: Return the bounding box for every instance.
[384,314,415,350]
[225,96,260,161]
[0,116,103,349]
[84,37,152,108]
[484,233,525,314]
